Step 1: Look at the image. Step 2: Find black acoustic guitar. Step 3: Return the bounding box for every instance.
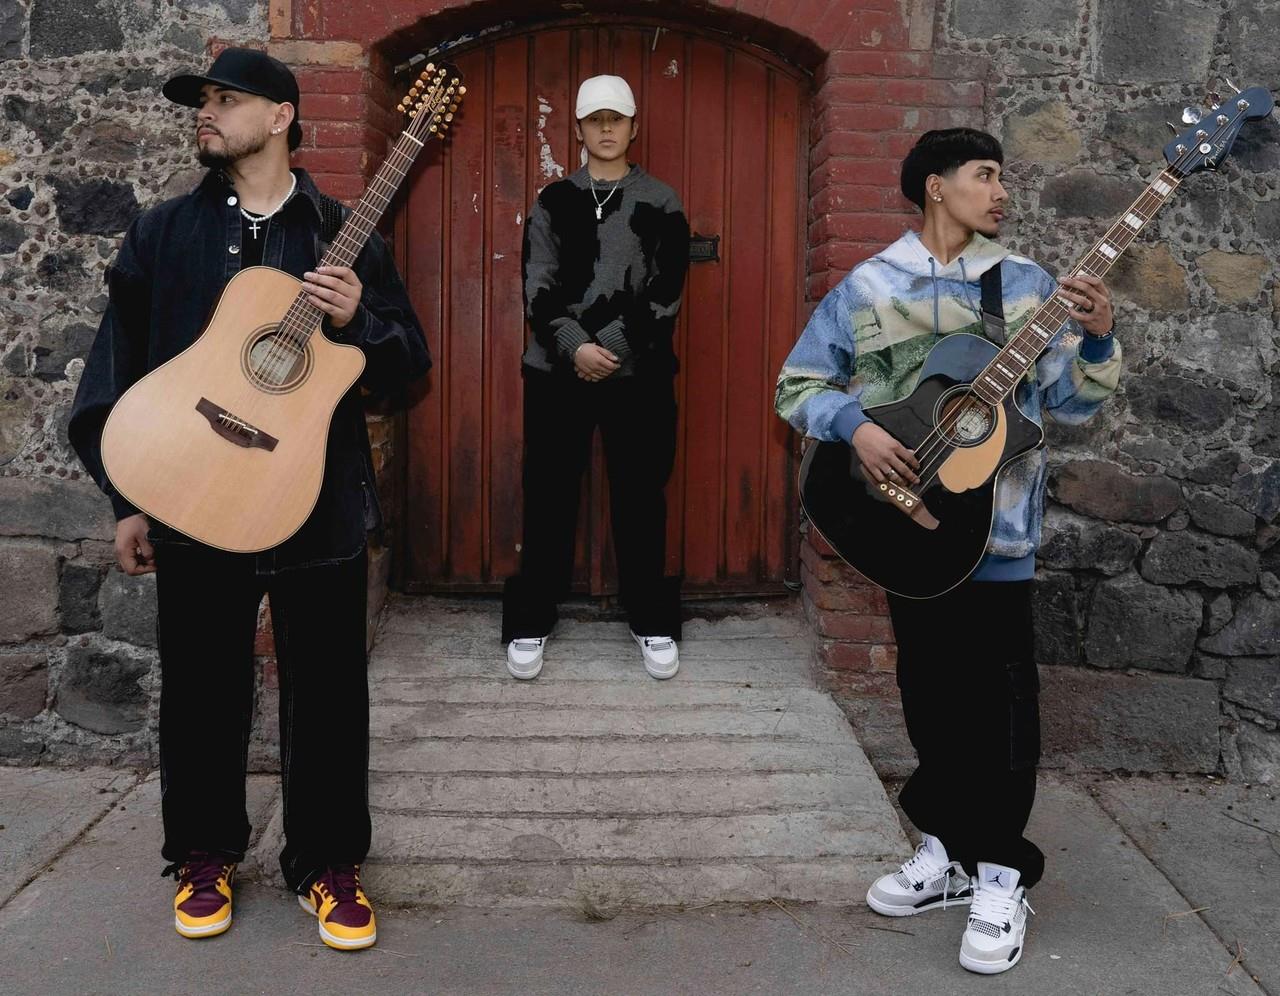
[799,84,1273,599]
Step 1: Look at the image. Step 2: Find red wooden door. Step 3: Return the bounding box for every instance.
[400,20,806,596]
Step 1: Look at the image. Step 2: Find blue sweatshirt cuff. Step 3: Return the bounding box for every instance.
[832,402,870,445]
[1079,329,1116,363]
[972,552,1036,582]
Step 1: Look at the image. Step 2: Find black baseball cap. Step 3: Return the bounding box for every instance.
[163,47,303,151]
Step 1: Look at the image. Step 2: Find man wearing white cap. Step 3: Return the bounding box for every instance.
[503,74,690,681]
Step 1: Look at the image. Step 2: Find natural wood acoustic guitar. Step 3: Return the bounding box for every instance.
[799,83,1273,598]
[101,63,463,552]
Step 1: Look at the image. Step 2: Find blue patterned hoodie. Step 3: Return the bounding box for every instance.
[775,230,1122,580]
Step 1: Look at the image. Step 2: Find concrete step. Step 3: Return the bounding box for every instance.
[253,595,908,907]
[371,701,857,742]
[368,770,877,816]
[367,736,863,775]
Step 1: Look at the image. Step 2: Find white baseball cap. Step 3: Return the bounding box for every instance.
[575,75,636,119]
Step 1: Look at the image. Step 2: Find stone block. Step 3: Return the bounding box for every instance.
[51,176,139,236]
[100,571,158,648]
[1181,312,1275,395]
[1199,593,1280,657]
[0,1,23,59]
[54,645,150,734]
[1232,462,1280,524]
[1108,245,1189,314]
[1126,368,1233,430]
[1186,490,1256,538]
[0,477,116,541]
[0,727,44,763]
[1052,460,1181,523]
[1205,592,1232,635]
[951,0,1077,39]
[0,652,48,718]
[1085,573,1202,672]
[1233,721,1280,785]
[1002,100,1080,165]
[3,95,77,147]
[58,562,103,633]
[1226,4,1280,110]
[1040,667,1220,772]
[1097,0,1215,83]
[0,217,24,254]
[0,541,59,641]
[1032,570,1081,665]
[1039,506,1142,574]
[1040,171,1140,220]
[1196,250,1269,306]
[1141,530,1258,587]
[0,377,34,466]
[33,321,94,381]
[30,0,124,59]
[1223,658,1280,721]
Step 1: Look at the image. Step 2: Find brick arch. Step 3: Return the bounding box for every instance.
[269,0,984,295]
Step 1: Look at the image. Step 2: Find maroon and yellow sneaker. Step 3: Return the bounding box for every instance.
[298,865,377,950]
[164,854,235,939]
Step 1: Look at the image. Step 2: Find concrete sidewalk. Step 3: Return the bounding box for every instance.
[0,767,1272,995]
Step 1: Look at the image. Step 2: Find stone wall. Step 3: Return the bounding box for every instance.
[0,0,400,765]
[805,0,1280,785]
[0,0,1276,780]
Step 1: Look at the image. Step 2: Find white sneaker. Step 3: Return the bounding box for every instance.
[631,631,679,679]
[866,834,972,917]
[959,862,1034,975]
[506,637,547,680]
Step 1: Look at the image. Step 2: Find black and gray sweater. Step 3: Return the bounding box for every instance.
[522,164,689,377]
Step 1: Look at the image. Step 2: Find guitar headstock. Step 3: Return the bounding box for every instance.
[1164,83,1274,176]
[397,61,466,141]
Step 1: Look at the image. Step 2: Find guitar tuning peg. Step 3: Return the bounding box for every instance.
[1206,91,1221,109]
[424,62,435,73]
[1181,105,1202,124]
[1224,78,1241,95]
[1167,121,1180,134]
[457,85,467,96]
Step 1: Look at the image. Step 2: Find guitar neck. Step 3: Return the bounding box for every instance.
[319,135,423,270]
[972,166,1184,405]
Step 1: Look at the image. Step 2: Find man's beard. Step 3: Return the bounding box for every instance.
[196,126,270,168]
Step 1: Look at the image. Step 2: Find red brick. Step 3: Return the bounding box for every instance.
[811,609,895,642]
[295,67,370,95]
[310,172,365,202]
[812,155,904,190]
[810,211,911,245]
[808,182,887,217]
[814,77,885,108]
[807,240,901,275]
[811,133,884,170]
[924,79,985,107]
[819,640,897,672]
[293,146,370,174]
[307,120,384,152]
[821,50,931,78]
[305,92,372,122]
[799,538,846,582]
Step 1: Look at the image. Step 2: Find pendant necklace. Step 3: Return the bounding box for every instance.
[241,172,298,239]
[589,175,620,221]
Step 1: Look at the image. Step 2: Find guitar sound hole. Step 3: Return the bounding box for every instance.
[935,387,995,447]
[242,325,313,393]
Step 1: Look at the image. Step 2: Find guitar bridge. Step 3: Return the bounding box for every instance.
[877,480,920,509]
[196,397,279,451]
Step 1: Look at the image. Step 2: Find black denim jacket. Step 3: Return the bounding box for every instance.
[68,168,430,573]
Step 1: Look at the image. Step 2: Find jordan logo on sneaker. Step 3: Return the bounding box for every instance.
[988,870,1007,888]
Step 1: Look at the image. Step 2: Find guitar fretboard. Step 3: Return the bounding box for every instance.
[269,70,458,351]
[971,166,1184,405]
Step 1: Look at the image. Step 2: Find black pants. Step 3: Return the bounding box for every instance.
[502,369,681,643]
[887,578,1044,888]
[155,542,371,893]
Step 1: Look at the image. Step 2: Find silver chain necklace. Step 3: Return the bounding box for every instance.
[240,172,298,239]
[589,175,620,221]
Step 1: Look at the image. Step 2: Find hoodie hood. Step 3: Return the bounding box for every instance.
[874,229,1009,280]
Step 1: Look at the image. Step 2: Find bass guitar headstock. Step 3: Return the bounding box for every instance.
[1164,82,1274,176]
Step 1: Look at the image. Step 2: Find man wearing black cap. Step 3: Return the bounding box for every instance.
[68,48,430,951]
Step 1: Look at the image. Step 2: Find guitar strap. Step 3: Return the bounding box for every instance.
[979,261,1006,345]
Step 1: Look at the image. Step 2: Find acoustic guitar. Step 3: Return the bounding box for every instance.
[799,83,1274,599]
[100,63,464,552]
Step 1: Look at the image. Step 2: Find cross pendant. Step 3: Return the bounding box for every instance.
[595,206,602,221]
[248,218,261,238]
